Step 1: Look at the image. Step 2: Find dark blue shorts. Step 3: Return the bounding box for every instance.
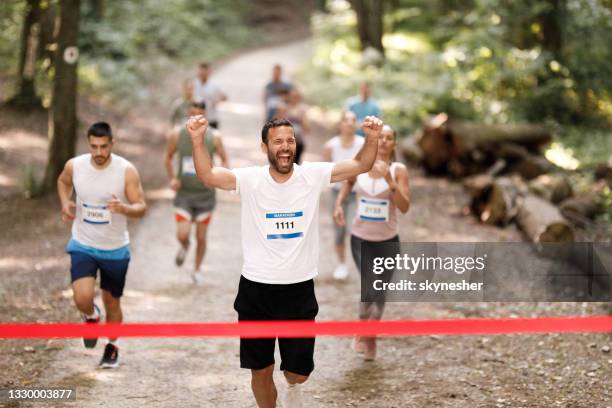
[69,251,130,298]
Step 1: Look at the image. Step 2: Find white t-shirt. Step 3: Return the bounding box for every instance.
[232,162,335,284]
[193,78,223,122]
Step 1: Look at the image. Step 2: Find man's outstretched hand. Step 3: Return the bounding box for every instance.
[362,116,383,139]
[186,115,209,146]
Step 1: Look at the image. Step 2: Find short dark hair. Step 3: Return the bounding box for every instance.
[199,62,209,69]
[261,118,293,144]
[191,101,206,110]
[87,121,112,139]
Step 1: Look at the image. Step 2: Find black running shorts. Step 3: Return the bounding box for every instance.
[233,276,319,376]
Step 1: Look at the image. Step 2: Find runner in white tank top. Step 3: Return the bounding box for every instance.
[57,121,146,369]
[333,124,411,361]
[323,111,364,281]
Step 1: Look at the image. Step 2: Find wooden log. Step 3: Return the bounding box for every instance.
[516,194,574,242]
[594,159,612,188]
[448,121,552,156]
[528,173,573,204]
[417,113,451,173]
[469,175,527,226]
[507,153,558,180]
[400,132,424,165]
[463,174,494,196]
[559,192,603,220]
[418,114,552,175]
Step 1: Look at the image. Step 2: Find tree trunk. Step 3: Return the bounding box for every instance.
[516,194,574,243]
[349,0,385,56]
[8,0,42,107]
[538,0,565,61]
[43,0,80,193]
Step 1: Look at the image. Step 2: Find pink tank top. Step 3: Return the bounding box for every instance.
[351,162,400,242]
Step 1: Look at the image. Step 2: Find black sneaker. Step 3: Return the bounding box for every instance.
[82,304,101,349]
[99,343,119,369]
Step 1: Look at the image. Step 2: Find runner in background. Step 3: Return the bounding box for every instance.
[263,64,293,122]
[333,124,410,360]
[165,102,229,284]
[186,114,383,408]
[57,121,147,368]
[285,88,310,164]
[193,62,227,129]
[345,82,382,137]
[170,79,194,127]
[323,111,363,280]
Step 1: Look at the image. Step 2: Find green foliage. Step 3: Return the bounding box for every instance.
[0,0,256,103]
[299,0,612,139]
[77,0,253,101]
[0,0,25,72]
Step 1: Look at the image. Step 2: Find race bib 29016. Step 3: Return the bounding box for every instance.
[358,198,389,222]
[264,211,304,240]
[82,203,111,225]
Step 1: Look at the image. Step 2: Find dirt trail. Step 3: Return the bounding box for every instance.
[26,39,610,408]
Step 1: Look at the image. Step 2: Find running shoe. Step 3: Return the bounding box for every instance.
[82,303,101,348]
[191,270,204,286]
[99,343,119,369]
[283,383,303,408]
[175,245,188,266]
[333,264,349,280]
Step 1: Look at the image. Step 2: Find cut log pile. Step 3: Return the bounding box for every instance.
[401,113,608,242]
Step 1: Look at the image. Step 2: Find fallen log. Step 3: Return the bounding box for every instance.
[507,153,558,180]
[418,114,552,174]
[468,175,527,226]
[400,132,424,165]
[594,159,612,188]
[516,194,574,242]
[559,192,603,220]
[528,173,573,204]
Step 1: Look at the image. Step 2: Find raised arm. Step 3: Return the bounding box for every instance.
[330,116,382,183]
[186,115,236,191]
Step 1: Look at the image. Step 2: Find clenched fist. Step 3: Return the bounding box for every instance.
[361,116,383,139]
[186,115,209,146]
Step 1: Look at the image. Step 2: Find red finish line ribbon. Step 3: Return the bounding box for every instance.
[1,316,610,339]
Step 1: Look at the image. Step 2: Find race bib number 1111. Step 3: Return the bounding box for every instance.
[264,211,304,240]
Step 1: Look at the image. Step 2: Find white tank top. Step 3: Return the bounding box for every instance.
[329,135,364,190]
[71,153,130,250]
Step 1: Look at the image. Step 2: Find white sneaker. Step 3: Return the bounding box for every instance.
[283,383,303,408]
[191,271,204,286]
[333,264,349,280]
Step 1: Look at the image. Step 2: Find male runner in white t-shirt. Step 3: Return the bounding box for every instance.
[186,115,383,408]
